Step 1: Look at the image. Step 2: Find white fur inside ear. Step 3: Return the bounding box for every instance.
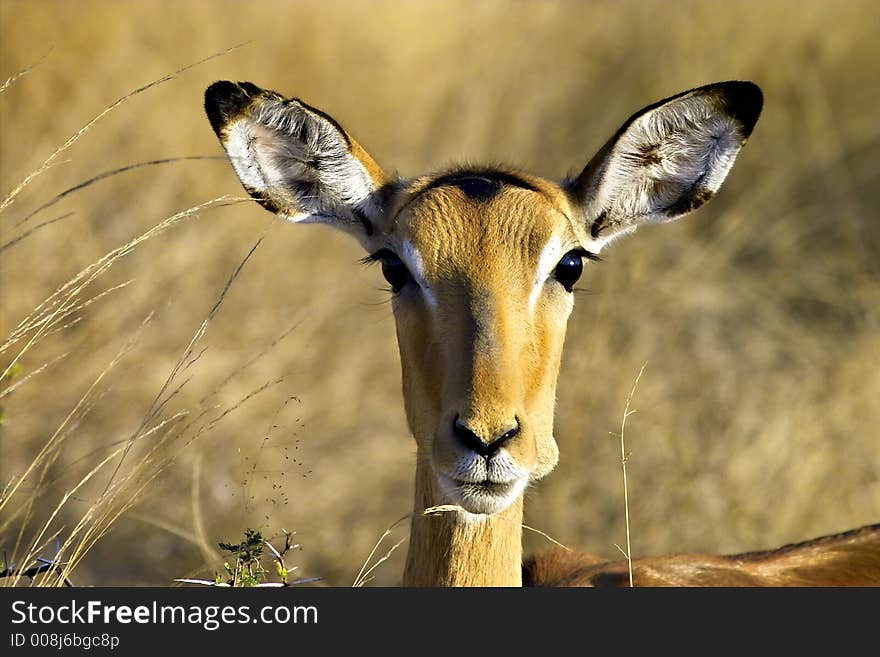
[591,94,745,230]
[225,121,272,192]
[221,99,376,223]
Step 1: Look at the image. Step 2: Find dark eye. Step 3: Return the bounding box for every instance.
[554,250,584,292]
[379,252,412,293]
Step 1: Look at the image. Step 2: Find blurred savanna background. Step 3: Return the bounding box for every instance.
[1,0,878,586]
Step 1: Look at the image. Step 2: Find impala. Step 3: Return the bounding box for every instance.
[204,79,879,586]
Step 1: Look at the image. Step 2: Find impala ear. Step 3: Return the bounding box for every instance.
[204,81,388,249]
[567,81,763,250]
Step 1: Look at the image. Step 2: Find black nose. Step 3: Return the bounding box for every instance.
[452,415,520,458]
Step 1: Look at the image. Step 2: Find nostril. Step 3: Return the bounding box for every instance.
[453,415,489,457]
[493,421,520,452]
[452,415,520,458]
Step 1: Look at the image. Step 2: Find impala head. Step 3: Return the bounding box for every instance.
[205,80,762,517]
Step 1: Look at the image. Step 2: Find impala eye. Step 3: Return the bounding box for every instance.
[370,249,412,293]
[554,250,585,292]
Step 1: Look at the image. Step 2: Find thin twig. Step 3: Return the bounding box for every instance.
[0,351,69,400]
[353,515,409,587]
[616,362,647,588]
[522,524,572,552]
[422,504,466,515]
[0,557,73,587]
[1,212,74,252]
[0,47,51,94]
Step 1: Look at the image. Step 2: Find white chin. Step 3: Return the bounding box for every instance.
[436,473,528,516]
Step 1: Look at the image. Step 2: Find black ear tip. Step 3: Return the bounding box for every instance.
[718,81,763,137]
[204,80,263,136]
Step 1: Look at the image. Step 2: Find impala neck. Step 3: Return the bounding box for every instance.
[403,458,523,586]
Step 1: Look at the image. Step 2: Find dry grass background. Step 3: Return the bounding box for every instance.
[1,0,878,586]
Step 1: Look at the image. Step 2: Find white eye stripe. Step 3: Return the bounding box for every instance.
[400,239,437,309]
[398,237,570,313]
[528,235,563,311]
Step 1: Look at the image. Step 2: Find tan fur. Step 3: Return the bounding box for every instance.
[205,80,877,587]
[392,178,576,585]
[349,136,387,189]
[523,524,880,586]
[405,462,524,587]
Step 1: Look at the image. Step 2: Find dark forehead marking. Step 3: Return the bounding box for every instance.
[389,167,566,230]
[423,169,539,201]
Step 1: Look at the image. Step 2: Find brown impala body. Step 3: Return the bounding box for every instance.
[204,79,880,586]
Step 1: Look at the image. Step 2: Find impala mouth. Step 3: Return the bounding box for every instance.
[436,471,528,516]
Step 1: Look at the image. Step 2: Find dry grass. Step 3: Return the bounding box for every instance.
[1,0,878,586]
